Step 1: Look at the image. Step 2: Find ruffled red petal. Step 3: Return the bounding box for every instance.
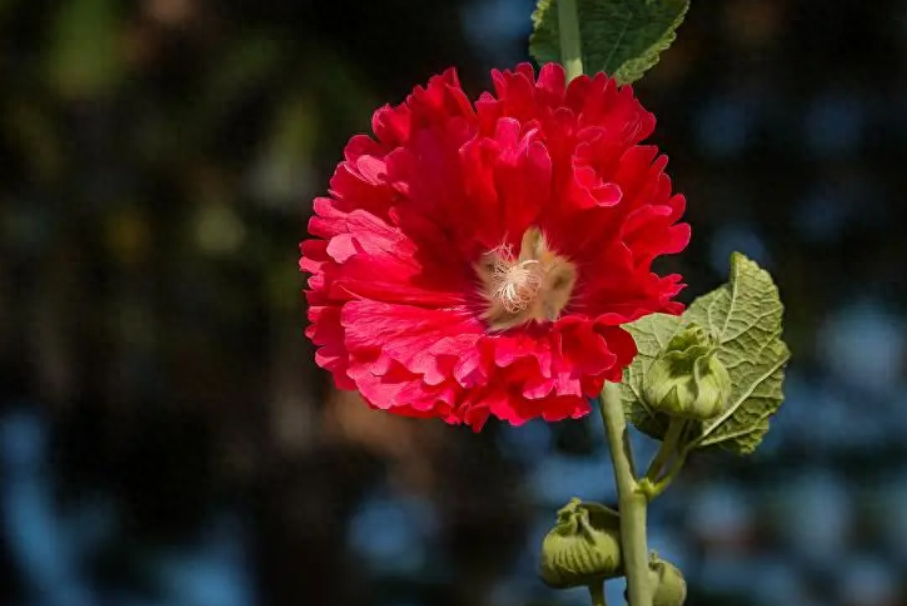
[301,63,689,430]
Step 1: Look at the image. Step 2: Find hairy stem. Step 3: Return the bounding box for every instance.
[599,382,651,606]
[557,0,584,81]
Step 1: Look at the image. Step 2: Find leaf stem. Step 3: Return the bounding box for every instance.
[644,419,685,481]
[557,0,584,81]
[599,382,652,606]
[589,582,608,606]
[640,450,688,500]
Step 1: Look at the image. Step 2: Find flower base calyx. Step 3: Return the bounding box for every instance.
[642,324,731,421]
[539,498,624,589]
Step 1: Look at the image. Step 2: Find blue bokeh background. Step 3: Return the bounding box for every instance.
[2,1,906,605]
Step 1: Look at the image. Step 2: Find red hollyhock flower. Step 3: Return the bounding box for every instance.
[300,63,689,430]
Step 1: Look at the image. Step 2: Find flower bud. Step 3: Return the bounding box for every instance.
[642,324,731,421]
[649,555,687,606]
[624,555,687,606]
[539,498,623,588]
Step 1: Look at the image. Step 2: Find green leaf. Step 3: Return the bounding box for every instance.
[529,0,690,85]
[621,253,791,455]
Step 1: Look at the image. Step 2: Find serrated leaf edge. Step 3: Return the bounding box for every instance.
[528,0,690,84]
[693,348,790,448]
[612,1,689,85]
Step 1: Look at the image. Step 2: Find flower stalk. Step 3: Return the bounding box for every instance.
[557,0,584,81]
[590,582,608,606]
[639,451,687,501]
[644,419,686,481]
[639,419,688,501]
[599,381,652,606]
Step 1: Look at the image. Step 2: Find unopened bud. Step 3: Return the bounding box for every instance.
[642,324,731,421]
[539,498,623,588]
[624,554,687,606]
[649,555,687,606]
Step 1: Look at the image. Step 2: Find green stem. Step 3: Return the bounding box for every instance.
[640,449,688,500]
[644,419,686,481]
[599,382,652,606]
[589,581,608,606]
[557,0,584,81]
[639,419,690,500]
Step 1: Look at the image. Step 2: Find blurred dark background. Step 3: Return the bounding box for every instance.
[1,1,906,605]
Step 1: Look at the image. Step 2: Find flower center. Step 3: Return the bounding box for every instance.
[476,227,578,331]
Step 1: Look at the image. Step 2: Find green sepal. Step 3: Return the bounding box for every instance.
[642,324,732,421]
[622,554,687,606]
[539,498,623,588]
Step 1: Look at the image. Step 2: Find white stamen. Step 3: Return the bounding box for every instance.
[477,229,577,330]
[491,258,542,314]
